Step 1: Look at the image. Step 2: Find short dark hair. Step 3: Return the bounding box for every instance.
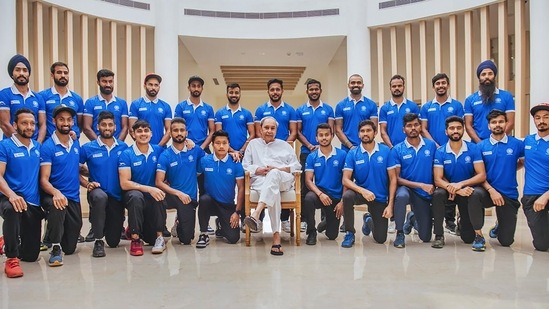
[445,116,464,128]
[389,74,405,85]
[267,78,283,89]
[402,113,420,126]
[432,73,449,86]
[50,62,68,74]
[97,111,114,124]
[486,109,507,122]
[97,69,114,81]
[212,130,230,143]
[306,79,321,89]
[358,119,377,132]
[14,108,35,122]
[132,119,150,131]
[316,123,332,135]
[226,83,240,92]
[171,117,186,127]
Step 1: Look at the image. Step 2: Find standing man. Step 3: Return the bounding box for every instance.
[83,69,129,141]
[0,54,46,142]
[335,74,378,152]
[80,111,128,257]
[40,105,83,267]
[0,108,44,278]
[464,60,515,143]
[522,103,549,251]
[378,75,420,148]
[129,73,172,147]
[40,62,84,139]
[432,116,487,250]
[254,78,297,142]
[389,113,437,248]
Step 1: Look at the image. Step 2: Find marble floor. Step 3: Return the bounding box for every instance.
[1,211,548,309]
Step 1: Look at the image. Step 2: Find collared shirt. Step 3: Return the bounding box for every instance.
[0,136,41,206]
[215,105,254,151]
[254,101,297,141]
[305,146,346,199]
[129,97,172,145]
[156,144,205,200]
[0,85,45,139]
[296,101,335,154]
[335,96,378,150]
[523,133,549,195]
[198,153,244,204]
[434,140,483,183]
[39,87,84,139]
[419,97,464,145]
[174,99,215,146]
[378,98,420,145]
[119,143,164,187]
[83,94,128,139]
[464,88,515,140]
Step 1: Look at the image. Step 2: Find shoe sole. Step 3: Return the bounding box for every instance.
[341,241,355,248]
[6,273,24,278]
[151,247,166,254]
[472,247,486,252]
[92,253,106,258]
[431,242,445,249]
[48,261,63,267]
[196,243,209,249]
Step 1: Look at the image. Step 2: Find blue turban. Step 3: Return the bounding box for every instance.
[476,60,497,78]
[7,54,31,77]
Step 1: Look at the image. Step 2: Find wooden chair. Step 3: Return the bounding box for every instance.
[244,170,301,246]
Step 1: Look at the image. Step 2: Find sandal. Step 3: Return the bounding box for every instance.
[270,244,284,256]
[244,216,259,232]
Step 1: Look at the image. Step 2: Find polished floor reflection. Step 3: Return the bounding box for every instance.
[1,211,548,308]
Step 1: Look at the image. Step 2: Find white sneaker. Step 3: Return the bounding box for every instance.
[281,220,291,233]
[388,221,396,234]
[300,222,307,232]
[151,236,166,254]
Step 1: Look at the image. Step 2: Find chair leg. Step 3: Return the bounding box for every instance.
[290,209,295,238]
[296,208,301,246]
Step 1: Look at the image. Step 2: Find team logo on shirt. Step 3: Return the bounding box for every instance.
[226,168,233,175]
[69,101,75,107]
[34,150,40,156]
[33,101,38,108]
[117,151,122,156]
[239,115,245,120]
[11,100,20,105]
[201,110,207,116]
[495,98,502,103]
[74,148,79,154]
[158,108,164,113]
[546,148,549,155]
[361,106,366,111]
[405,108,411,113]
[448,107,454,112]
[321,110,326,115]
[377,156,384,163]
[114,105,120,111]
[188,155,194,162]
[464,156,471,163]
[506,148,514,155]
[281,111,287,116]
[333,160,339,167]
[424,150,431,156]
[152,156,157,163]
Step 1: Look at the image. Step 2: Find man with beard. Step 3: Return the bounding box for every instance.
[129,73,172,147]
[464,60,515,143]
[79,111,128,257]
[389,113,437,248]
[155,118,205,246]
[0,108,43,278]
[432,116,487,250]
[39,62,84,139]
[40,105,83,266]
[379,75,420,148]
[118,120,166,255]
[477,110,524,248]
[83,69,129,141]
[522,103,549,251]
[0,54,46,142]
[335,74,378,152]
[255,78,297,142]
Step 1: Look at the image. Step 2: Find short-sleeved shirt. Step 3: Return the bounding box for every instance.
[305,146,346,199]
[378,99,420,145]
[83,95,128,139]
[478,135,524,199]
[464,89,515,140]
[343,142,392,203]
[335,96,378,150]
[174,99,215,146]
[80,138,128,201]
[523,134,549,195]
[214,105,254,151]
[40,133,81,202]
[419,97,464,145]
[198,153,244,204]
[0,136,41,206]
[296,101,335,154]
[254,101,297,141]
[389,137,436,200]
[156,145,205,200]
[0,86,45,140]
[118,144,164,187]
[39,87,84,139]
[129,97,172,145]
[434,141,483,183]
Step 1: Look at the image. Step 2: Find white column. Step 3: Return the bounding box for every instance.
[529,0,549,133]
[154,0,180,106]
[0,0,17,86]
[346,0,371,97]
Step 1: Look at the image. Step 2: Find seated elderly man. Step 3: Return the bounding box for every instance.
[243,116,301,256]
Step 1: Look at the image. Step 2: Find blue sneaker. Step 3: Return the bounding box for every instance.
[361,213,373,236]
[403,211,415,235]
[394,232,405,248]
[48,245,63,267]
[341,231,355,248]
[489,222,499,239]
[472,234,486,252]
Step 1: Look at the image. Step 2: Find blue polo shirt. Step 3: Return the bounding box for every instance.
[214,105,254,151]
[0,136,41,206]
[343,142,392,203]
[523,134,549,195]
[378,99,420,145]
[434,141,483,184]
[118,144,164,187]
[83,94,128,139]
[40,133,81,202]
[335,96,378,150]
[198,153,244,204]
[156,145,205,200]
[254,101,297,141]
[478,135,524,199]
[304,146,346,199]
[39,87,84,139]
[174,100,214,146]
[389,137,436,199]
[80,138,128,201]
[464,89,515,140]
[129,97,172,145]
[0,86,45,140]
[296,101,335,154]
[419,97,464,145]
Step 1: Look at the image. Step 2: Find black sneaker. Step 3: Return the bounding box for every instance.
[215,218,223,238]
[306,231,317,245]
[92,240,106,258]
[431,235,445,249]
[162,226,171,238]
[85,228,95,242]
[77,234,85,243]
[317,220,327,233]
[196,234,210,248]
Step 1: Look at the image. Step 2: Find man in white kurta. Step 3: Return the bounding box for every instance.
[243,116,301,255]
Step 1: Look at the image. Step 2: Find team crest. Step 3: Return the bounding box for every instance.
[506,148,513,155]
[188,155,194,162]
[114,105,120,111]
[69,101,75,107]
[377,156,384,163]
[546,148,549,155]
[361,106,366,111]
[34,149,40,156]
[117,151,122,156]
[226,168,233,175]
[281,110,287,116]
[33,101,38,108]
[152,156,157,163]
[321,110,326,115]
[239,115,245,120]
[201,110,207,116]
[495,98,502,103]
[424,149,431,156]
[74,148,79,154]
[333,160,339,167]
[464,156,471,163]
[158,108,164,113]
[405,108,411,113]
